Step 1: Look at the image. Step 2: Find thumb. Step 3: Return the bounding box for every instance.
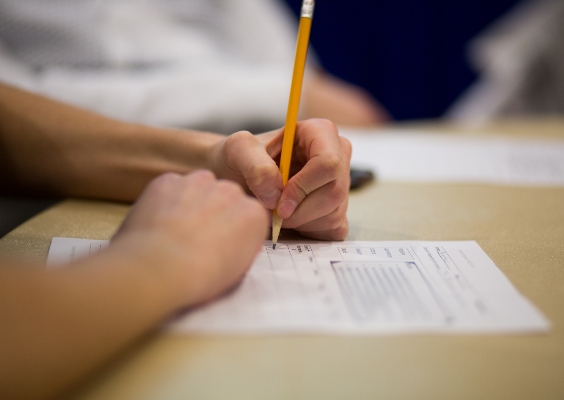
[222,131,283,210]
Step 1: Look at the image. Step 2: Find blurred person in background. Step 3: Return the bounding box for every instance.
[0,0,388,134]
[447,0,564,122]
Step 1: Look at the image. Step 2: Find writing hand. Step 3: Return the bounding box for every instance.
[211,119,351,241]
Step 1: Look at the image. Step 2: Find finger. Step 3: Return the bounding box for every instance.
[277,119,350,219]
[286,196,348,234]
[281,177,349,229]
[297,219,349,241]
[223,131,283,210]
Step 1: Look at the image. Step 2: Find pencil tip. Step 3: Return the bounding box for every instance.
[271,213,283,251]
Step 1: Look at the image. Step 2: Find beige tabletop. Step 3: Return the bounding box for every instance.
[1,118,564,400]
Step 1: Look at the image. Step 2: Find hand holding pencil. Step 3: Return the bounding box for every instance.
[271,0,315,248]
[209,0,351,242]
[268,118,351,242]
[211,119,351,241]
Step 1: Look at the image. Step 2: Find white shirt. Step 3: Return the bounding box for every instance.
[0,0,299,133]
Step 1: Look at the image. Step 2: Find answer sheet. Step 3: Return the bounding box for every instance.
[341,130,564,186]
[47,237,549,335]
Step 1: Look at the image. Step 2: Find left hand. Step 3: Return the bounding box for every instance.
[209,119,351,241]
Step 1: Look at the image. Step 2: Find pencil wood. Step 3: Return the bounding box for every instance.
[271,0,314,247]
[271,213,283,249]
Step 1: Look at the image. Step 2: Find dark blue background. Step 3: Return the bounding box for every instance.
[283,0,523,120]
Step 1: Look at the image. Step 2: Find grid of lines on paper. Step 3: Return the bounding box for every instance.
[242,243,343,325]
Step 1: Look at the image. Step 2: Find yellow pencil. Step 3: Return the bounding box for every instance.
[272,0,315,249]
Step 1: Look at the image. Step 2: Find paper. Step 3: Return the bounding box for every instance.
[47,237,549,335]
[47,238,109,267]
[341,130,564,186]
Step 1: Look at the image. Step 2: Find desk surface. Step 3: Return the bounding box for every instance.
[1,118,563,400]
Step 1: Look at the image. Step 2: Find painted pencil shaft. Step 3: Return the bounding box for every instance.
[278,16,312,186]
[271,0,314,247]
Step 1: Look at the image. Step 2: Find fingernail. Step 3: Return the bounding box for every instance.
[260,189,281,209]
[278,199,298,219]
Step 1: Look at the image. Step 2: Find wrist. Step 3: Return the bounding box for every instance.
[92,236,188,315]
[82,124,226,201]
[134,125,224,174]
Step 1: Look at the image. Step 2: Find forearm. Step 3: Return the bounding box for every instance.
[0,83,224,200]
[0,168,268,399]
[0,248,180,400]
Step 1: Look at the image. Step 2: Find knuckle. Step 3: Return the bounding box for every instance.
[324,170,350,203]
[226,130,254,147]
[223,131,266,178]
[148,172,179,193]
[319,152,344,177]
[333,221,349,240]
[155,172,180,183]
[333,181,349,203]
[340,136,353,158]
[190,169,216,182]
[184,170,216,193]
[246,162,278,188]
[325,206,348,230]
[310,118,338,133]
[224,130,254,159]
[216,180,245,198]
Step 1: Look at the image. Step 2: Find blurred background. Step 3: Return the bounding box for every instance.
[1,0,563,237]
[284,0,563,121]
[0,0,561,130]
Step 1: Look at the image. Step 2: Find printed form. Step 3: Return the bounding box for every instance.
[47,238,549,335]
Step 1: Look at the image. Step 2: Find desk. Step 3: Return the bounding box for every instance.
[1,118,563,399]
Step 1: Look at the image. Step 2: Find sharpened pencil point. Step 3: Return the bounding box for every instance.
[272,213,283,250]
[270,3,312,254]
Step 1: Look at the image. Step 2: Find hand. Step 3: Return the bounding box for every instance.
[302,72,390,127]
[210,119,351,241]
[110,170,268,308]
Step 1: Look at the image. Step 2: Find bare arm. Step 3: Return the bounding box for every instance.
[0,82,351,240]
[0,86,269,397]
[0,83,224,200]
[0,82,351,398]
[0,171,268,400]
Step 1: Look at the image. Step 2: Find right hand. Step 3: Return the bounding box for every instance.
[209,119,351,241]
[110,170,269,308]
